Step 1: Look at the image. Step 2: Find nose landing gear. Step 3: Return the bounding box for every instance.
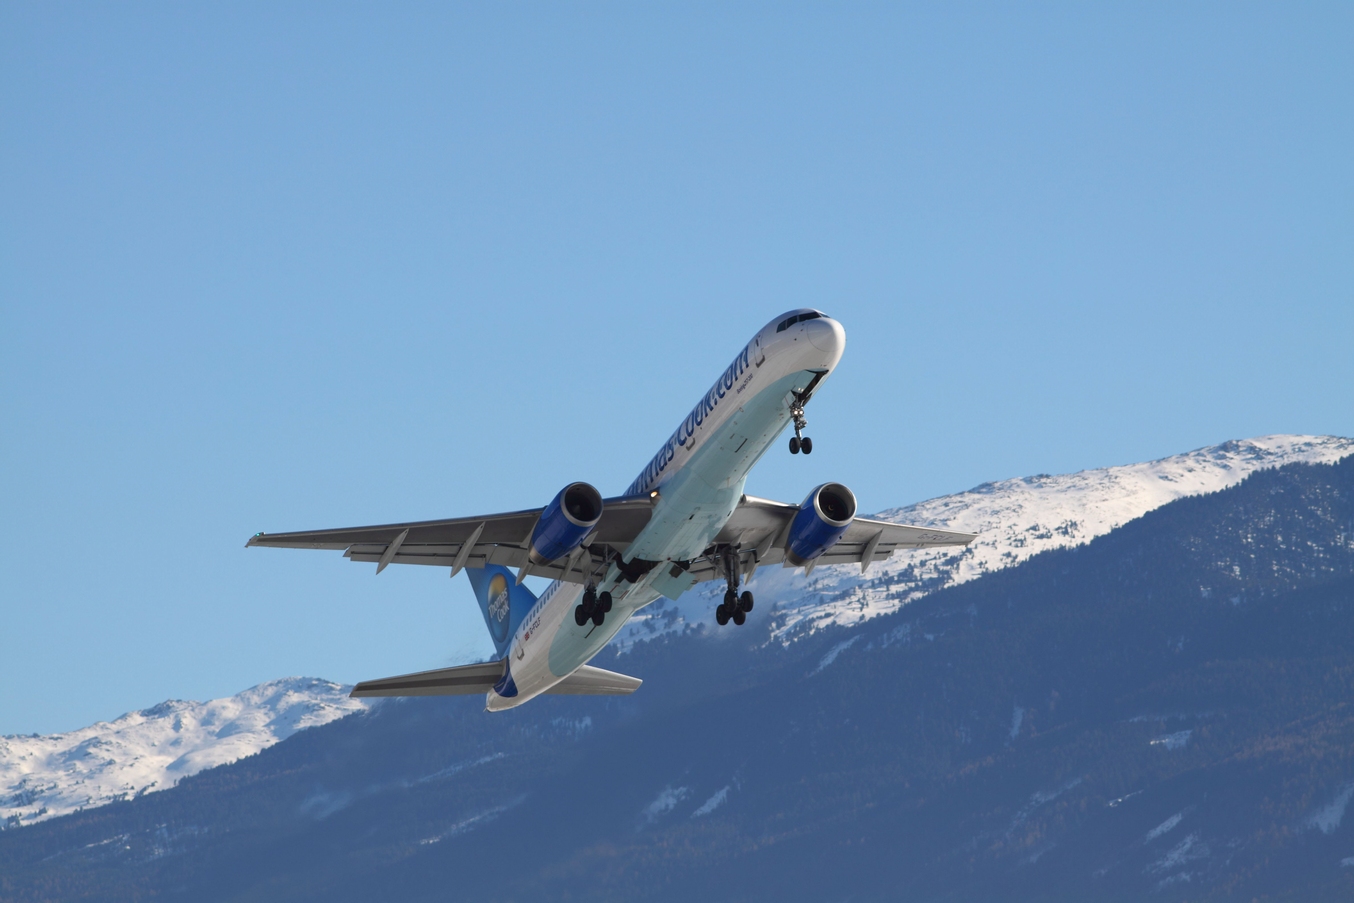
[788,394,813,455]
[574,586,613,628]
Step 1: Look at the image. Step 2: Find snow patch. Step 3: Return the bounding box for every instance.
[1,678,367,828]
[692,786,730,817]
[419,795,526,845]
[1150,731,1192,750]
[1307,782,1354,835]
[810,636,862,675]
[415,753,505,784]
[1148,833,1210,874]
[1009,705,1025,741]
[1146,811,1186,842]
[1005,778,1083,837]
[640,785,689,824]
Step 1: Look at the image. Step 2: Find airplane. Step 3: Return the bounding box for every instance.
[247,310,976,711]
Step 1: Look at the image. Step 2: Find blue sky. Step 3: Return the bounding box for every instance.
[2,3,1351,734]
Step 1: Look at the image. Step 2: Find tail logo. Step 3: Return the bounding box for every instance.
[487,573,512,644]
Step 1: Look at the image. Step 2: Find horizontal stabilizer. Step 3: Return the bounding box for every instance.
[544,664,642,696]
[350,660,505,698]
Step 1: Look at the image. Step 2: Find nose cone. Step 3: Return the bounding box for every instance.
[805,315,846,359]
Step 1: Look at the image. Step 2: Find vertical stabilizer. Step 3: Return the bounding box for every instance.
[464,565,537,659]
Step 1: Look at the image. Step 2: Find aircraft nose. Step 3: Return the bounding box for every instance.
[805,315,846,356]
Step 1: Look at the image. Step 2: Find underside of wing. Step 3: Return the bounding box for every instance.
[544,664,642,696]
[808,517,977,568]
[349,660,506,697]
[246,495,656,584]
[680,496,977,582]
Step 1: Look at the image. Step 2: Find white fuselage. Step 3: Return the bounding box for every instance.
[487,311,845,710]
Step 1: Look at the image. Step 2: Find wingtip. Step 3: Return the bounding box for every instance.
[245,532,264,549]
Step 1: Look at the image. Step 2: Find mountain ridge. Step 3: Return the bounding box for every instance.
[0,677,365,829]
[1,453,1352,901]
[3,434,1348,839]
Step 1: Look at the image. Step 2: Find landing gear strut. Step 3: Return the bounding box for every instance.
[574,586,612,628]
[714,547,754,627]
[788,394,813,455]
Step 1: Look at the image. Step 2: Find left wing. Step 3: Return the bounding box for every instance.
[544,665,642,695]
[685,495,976,583]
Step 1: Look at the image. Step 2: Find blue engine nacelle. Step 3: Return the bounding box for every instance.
[528,482,604,565]
[785,482,857,567]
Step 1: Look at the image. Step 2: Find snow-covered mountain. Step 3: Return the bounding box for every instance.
[4,435,1348,831]
[0,678,367,829]
[616,435,1354,646]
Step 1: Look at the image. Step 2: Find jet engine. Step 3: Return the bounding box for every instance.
[528,482,604,565]
[784,482,857,566]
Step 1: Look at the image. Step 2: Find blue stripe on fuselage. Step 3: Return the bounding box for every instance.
[625,343,751,497]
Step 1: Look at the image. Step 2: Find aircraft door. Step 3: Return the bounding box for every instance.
[753,335,765,367]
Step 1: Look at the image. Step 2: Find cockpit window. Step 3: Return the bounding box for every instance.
[776,311,826,332]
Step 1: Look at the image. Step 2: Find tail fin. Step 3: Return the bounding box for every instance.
[464,565,537,659]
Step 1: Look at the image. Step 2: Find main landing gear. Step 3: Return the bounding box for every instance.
[715,548,754,627]
[716,589,754,626]
[788,393,813,455]
[574,586,612,628]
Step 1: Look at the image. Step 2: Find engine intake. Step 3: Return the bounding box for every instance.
[528,482,604,565]
[785,482,857,567]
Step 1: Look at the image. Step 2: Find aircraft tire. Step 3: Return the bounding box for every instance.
[574,606,589,627]
[740,591,754,612]
[732,609,746,626]
[591,608,605,627]
[801,437,813,454]
[715,604,730,626]
[789,437,800,454]
[599,591,613,613]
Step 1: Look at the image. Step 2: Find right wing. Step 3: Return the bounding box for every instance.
[350,660,505,697]
[246,495,656,584]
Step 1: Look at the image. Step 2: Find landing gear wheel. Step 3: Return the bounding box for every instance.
[574,605,589,627]
[739,591,754,612]
[715,604,730,626]
[591,607,605,627]
[598,591,613,613]
[789,436,800,454]
[732,609,746,626]
[800,436,813,454]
